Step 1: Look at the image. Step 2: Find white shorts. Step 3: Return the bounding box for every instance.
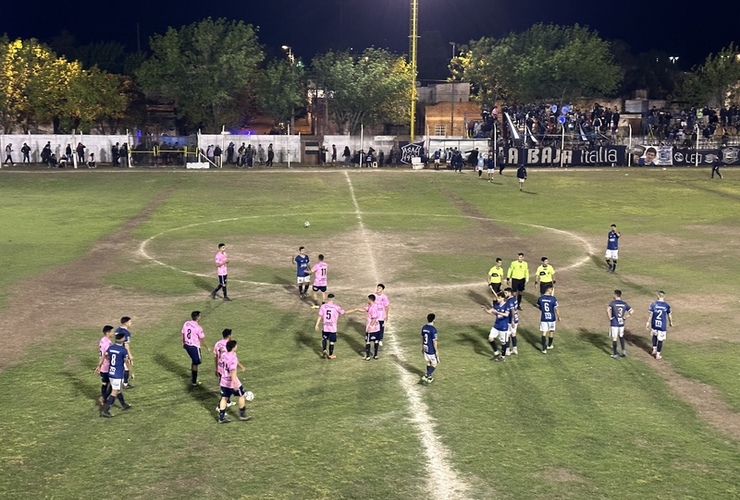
[518,177,525,183]
[605,249,619,260]
[540,321,556,333]
[651,329,667,341]
[487,168,495,173]
[609,326,625,339]
[424,353,439,365]
[296,276,310,284]
[489,327,510,343]
[509,322,519,334]
[110,378,123,391]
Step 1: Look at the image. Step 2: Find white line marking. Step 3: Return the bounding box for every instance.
[343,171,472,499]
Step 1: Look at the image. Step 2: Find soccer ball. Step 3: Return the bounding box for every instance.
[245,390,255,401]
[303,221,310,228]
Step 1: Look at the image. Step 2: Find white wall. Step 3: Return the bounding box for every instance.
[0,133,129,165]
[199,134,302,163]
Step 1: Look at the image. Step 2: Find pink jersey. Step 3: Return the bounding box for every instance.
[213,339,228,375]
[375,293,389,321]
[182,320,205,347]
[215,251,228,276]
[318,302,345,333]
[365,304,380,333]
[219,351,241,388]
[99,336,112,372]
[312,262,328,287]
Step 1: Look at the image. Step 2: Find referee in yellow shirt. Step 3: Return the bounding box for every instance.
[506,252,529,310]
[535,257,556,295]
[487,258,504,297]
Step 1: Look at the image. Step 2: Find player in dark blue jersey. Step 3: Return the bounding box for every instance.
[482,294,511,361]
[536,285,561,353]
[605,224,620,273]
[647,291,673,360]
[503,288,519,355]
[421,314,438,384]
[115,316,134,389]
[293,246,311,298]
[607,289,633,359]
[96,332,133,417]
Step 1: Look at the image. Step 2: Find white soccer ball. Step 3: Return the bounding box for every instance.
[245,390,255,401]
[303,221,310,228]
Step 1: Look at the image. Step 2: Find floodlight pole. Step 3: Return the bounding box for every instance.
[409,0,419,141]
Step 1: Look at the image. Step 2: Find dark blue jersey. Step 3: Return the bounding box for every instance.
[115,326,131,344]
[493,301,510,331]
[537,294,559,322]
[609,299,632,327]
[607,230,620,250]
[516,166,527,179]
[421,325,438,355]
[106,344,128,378]
[294,254,310,277]
[648,300,671,331]
[505,296,519,324]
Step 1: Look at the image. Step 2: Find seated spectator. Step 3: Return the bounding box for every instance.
[87,153,96,168]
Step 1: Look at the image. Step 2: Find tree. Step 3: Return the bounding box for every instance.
[255,59,306,129]
[676,44,740,108]
[456,23,621,105]
[136,18,264,132]
[311,48,413,134]
[63,68,132,133]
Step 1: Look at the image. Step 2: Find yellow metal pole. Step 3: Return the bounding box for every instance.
[409,0,418,141]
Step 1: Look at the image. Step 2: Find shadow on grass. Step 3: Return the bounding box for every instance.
[520,189,537,195]
[295,330,323,358]
[577,328,611,354]
[388,353,425,377]
[457,325,492,357]
[616,276,656,297]
[61,369,101,403]
[153,353,217,415]
[466,289,491,307]
[338,330,365,355]
[516,327,542,352]
[192,276,214,293]
[589,254,607,271]
[274,275,295,293]
[625,329,653,354]
[522,292,539,309]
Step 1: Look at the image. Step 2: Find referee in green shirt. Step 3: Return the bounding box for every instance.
[506,253,529,310]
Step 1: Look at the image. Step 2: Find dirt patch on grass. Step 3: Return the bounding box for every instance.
[0,188,176,372]
[535,468,590,484]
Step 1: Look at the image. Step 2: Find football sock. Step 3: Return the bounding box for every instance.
[652,335,658,348]
[329,344,335,356]
[117,393,126,405]
[106,384,112,398]
[124,370,130,384]
[365,344,371,357]
[478,170,482,177]
[222,286,228,298]
[501,341,508,357]
[239,406,246,417]
[612,341,618,355]
[428,365,436,377]
[219,409,226,421]
[541,336,547,350]
[490,341,498,352]
[103,395,115,413]
[374,343,379,357]
[101,384,108,399]
[548,336,554,347]
[517,295,522,307]
[619,337,626,351]
[191,370,198,385]
[512,336,518,347]
[657,340,663,353]
[612,261,618,272]
[322,339,327,351]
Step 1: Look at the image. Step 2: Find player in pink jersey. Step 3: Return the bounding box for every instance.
[217,340,250,423]
[95,325,115,405]
[182,311,210,387]
[374,284,390,347]
[213,328,243,409]
[315,293,346,359]
[309,254,328,308]
[350,294,381,360]
[210,243,232,301]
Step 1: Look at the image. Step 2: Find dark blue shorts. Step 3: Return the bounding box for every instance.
[218,275,228,286]
[378,320,385,340]
[312,285,327,292]
[100,373,110,384]
[183,344,202,365]
[365,332,380,343]
[220,385,245,399]
[322,332,337,343]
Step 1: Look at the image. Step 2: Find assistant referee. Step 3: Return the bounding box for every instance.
[535,257,556,295]
[506,253,529,310]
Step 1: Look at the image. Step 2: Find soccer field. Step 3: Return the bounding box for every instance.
[0,167,739,500]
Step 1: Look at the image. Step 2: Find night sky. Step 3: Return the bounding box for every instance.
[2,0,739,75]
